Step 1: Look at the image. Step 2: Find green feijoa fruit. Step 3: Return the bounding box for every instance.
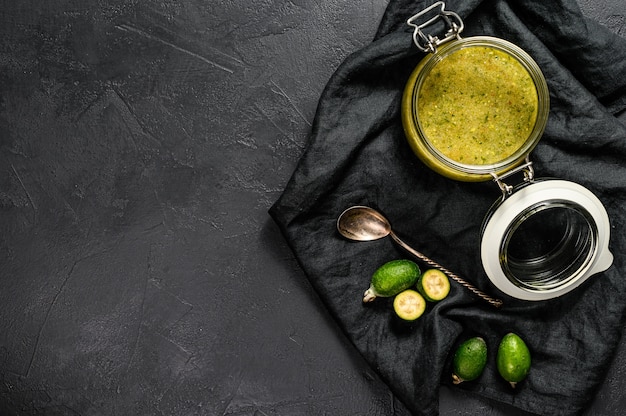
[452,336,488,384]
[363,259,421,303]
[417,269,450,302]
[497,332,531,388]
[393,289,426,321]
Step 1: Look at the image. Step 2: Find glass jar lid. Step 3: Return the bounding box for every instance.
[402,36,550,181]
[480,180,613,300]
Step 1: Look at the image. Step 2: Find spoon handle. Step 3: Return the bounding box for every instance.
[389,231,503,308]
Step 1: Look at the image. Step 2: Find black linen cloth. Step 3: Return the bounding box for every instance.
[269,0,626,414]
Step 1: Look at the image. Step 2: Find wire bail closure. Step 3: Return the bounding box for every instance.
[490,157,535,201]
[407,1,464,53]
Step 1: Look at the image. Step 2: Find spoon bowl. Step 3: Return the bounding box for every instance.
[337,206,391,241]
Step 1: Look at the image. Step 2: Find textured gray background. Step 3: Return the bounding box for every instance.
[1,1,624,415]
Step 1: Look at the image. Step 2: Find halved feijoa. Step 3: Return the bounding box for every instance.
[417,269,450,302]
[393,289,426,321]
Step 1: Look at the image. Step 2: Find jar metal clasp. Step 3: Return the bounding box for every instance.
[407,1,464,53]
[490,156,535,201]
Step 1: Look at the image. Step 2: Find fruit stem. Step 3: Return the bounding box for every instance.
[452,373,464,385]
[509,381,517,389]
[363,287,377,303]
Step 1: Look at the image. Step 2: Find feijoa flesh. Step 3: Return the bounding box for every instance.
[497,332,531,388]
[363,259,420,303]
[452,336,488,384]
[393,289,426,321]
[417,269,450,302]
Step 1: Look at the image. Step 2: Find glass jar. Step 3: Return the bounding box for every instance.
[402,37,550,182]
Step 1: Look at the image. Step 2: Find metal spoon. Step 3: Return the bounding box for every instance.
[337,205,503,308]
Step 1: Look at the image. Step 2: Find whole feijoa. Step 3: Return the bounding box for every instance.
[497,332,531,388]
[452,336,488,384]
[363,259,421,303]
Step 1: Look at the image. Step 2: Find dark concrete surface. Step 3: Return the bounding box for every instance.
[1,1,625,415]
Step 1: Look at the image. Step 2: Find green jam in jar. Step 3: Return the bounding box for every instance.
[417,46,539,165]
